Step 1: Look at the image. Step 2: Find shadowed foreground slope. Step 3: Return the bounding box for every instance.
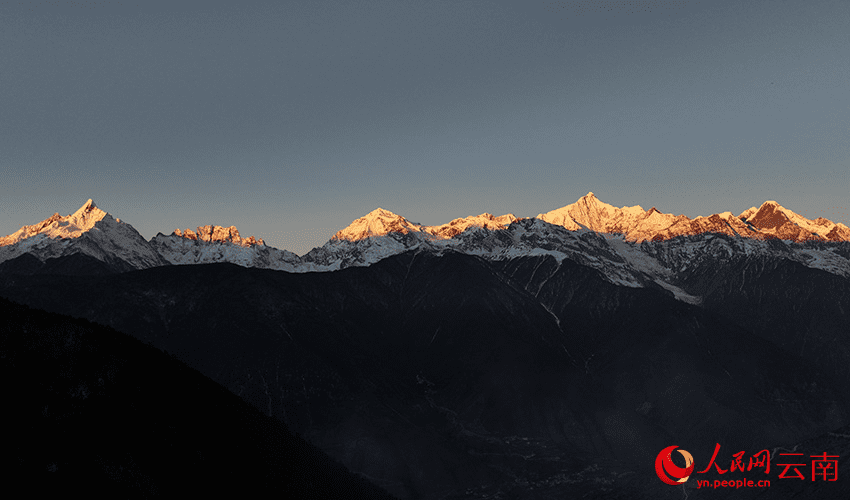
[0,296,397,499]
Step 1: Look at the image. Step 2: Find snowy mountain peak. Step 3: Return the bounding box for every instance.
[425,213,518,239]
[536,194,673,240]
[332,208,425,242]
[738,200,850,241]
[0,198,166,270]
[747,201,790,230]
[68,199,109,230]
[0,199,110,246]
[366,207,399,218]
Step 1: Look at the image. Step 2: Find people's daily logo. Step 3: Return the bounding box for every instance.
[654,444,839,490]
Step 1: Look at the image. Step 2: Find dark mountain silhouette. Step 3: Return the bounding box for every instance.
[0,252,121,275]
[0,296,397,499]
[2,250,849,499]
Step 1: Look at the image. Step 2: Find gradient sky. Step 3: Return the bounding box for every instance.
[2,0,848,255]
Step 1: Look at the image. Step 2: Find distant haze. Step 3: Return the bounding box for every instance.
[2,0,848,255]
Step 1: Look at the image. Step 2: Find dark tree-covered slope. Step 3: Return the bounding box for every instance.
[0,297,397,499]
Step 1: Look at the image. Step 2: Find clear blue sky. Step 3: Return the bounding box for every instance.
[2,0,848,255]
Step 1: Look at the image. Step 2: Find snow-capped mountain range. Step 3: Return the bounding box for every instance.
[2,194,849,300]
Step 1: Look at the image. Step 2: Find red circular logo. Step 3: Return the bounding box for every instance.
[655,445,695,485]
